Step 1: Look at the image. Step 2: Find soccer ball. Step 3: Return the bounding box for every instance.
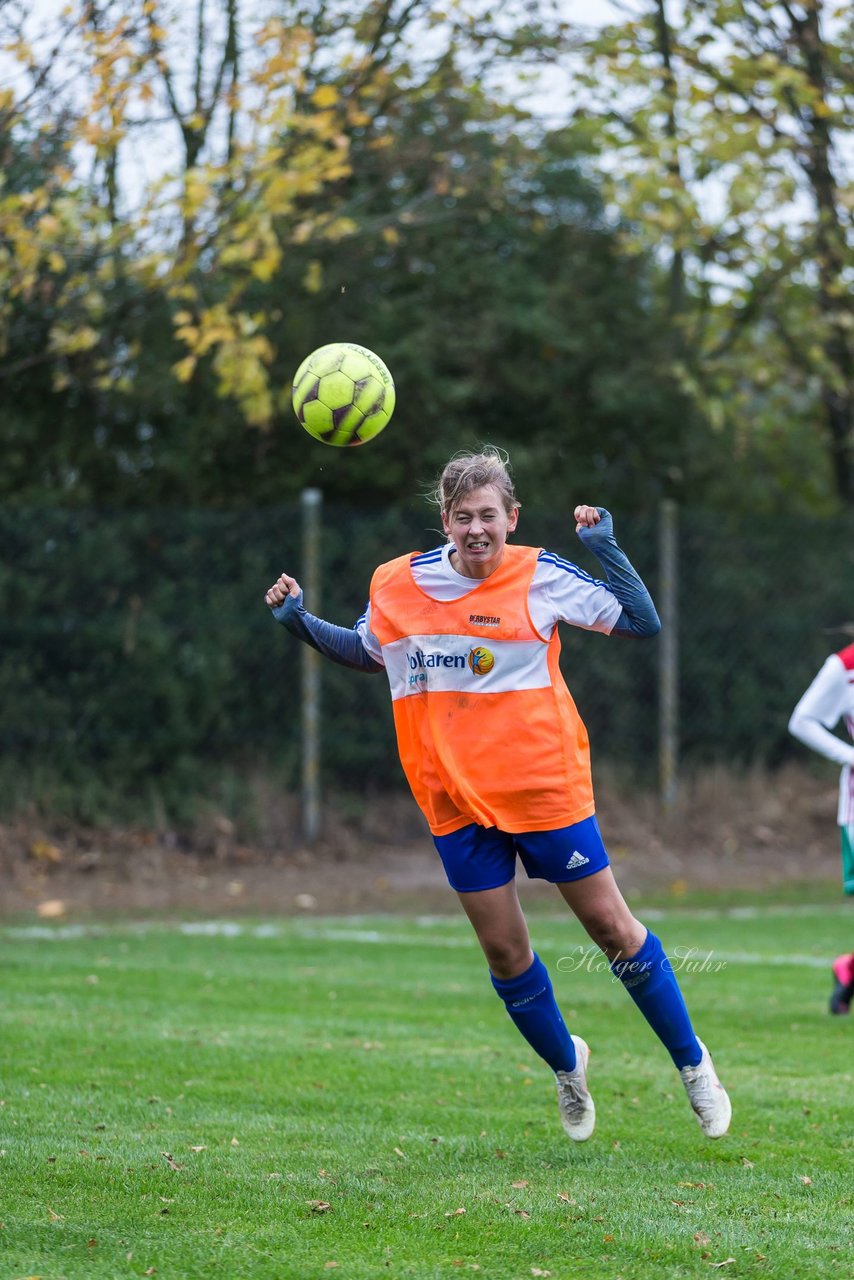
[291,342,395,446]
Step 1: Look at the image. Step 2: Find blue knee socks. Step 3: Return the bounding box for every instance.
[491,938,700,1073]
[490,953,576,1073]
[611,931,701,1069]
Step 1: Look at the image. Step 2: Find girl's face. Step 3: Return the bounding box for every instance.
[442,484,519,579]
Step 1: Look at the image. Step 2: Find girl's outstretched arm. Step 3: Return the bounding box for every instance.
[265,573,384,673]
[574,506,661,639]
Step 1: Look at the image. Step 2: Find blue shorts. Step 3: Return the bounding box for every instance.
[432,815,610,894]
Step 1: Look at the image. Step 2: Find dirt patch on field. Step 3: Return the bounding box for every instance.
[0,764,846,920]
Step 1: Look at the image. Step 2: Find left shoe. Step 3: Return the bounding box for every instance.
[679,1039,732,1139]
[829,976,851,1015]
[829,954,854,1015]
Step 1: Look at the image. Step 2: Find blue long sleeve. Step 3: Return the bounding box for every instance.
[576,509,661,639]
[271,592,384,673]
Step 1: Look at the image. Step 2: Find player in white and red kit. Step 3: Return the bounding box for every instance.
[789,641,854,1013]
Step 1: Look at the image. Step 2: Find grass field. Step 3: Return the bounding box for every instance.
[1,898,852,1279]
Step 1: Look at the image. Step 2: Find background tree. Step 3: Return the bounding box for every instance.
[0,0,692,510]
[0,0,362,504]
[570,0,853,511]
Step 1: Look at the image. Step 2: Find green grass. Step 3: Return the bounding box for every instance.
[1,902,852,1279]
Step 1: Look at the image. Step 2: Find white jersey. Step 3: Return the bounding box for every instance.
[355,542,622,665]
[788,645,854,825]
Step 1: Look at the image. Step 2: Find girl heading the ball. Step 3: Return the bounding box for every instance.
[265,447,731,1143]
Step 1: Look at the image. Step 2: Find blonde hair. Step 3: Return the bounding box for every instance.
[431,446,520,518]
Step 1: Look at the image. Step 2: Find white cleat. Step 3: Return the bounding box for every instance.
[680,1038,732,1139]
[555,1034,596,1142]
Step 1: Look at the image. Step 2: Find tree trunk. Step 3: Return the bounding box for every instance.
[793,3,853,503]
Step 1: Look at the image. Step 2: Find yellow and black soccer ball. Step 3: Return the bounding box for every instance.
[291,342,395,447]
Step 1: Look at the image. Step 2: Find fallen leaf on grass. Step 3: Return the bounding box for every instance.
[308,1201,332,1214]
[161,1153,182,1171]
[188,1145,207,1153]
[709,1261,736,1270]
[31,842,63,865]
[741,1157,754,1168]
[393,1147,406,1158]
[513,1210,531,1220]
[693,1232,711,1246]
[37,899,66,919]
[47,1206,65,1221]
[557,1193,576,1205]
[445,1207,466,1218]
[800,1175,812,1186]
[323,1263,339,1270]
[511,1180,529,1189]
[531,1270,551,1277]
[230,1137,239,1147]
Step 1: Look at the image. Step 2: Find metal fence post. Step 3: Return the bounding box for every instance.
[301,488,323,843]
[658,498,679,811]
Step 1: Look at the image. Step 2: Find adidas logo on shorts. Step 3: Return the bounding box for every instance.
[565,850,590,871]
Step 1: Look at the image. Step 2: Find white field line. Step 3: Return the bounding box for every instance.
[2,901,851,943]
[0,920,841,969]
[290,930,836,969]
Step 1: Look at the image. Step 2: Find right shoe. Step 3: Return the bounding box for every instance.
[829,953,854,1015]
[555,1034,596,1142]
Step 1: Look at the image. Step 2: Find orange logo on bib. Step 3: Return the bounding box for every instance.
[468,646,495,676]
